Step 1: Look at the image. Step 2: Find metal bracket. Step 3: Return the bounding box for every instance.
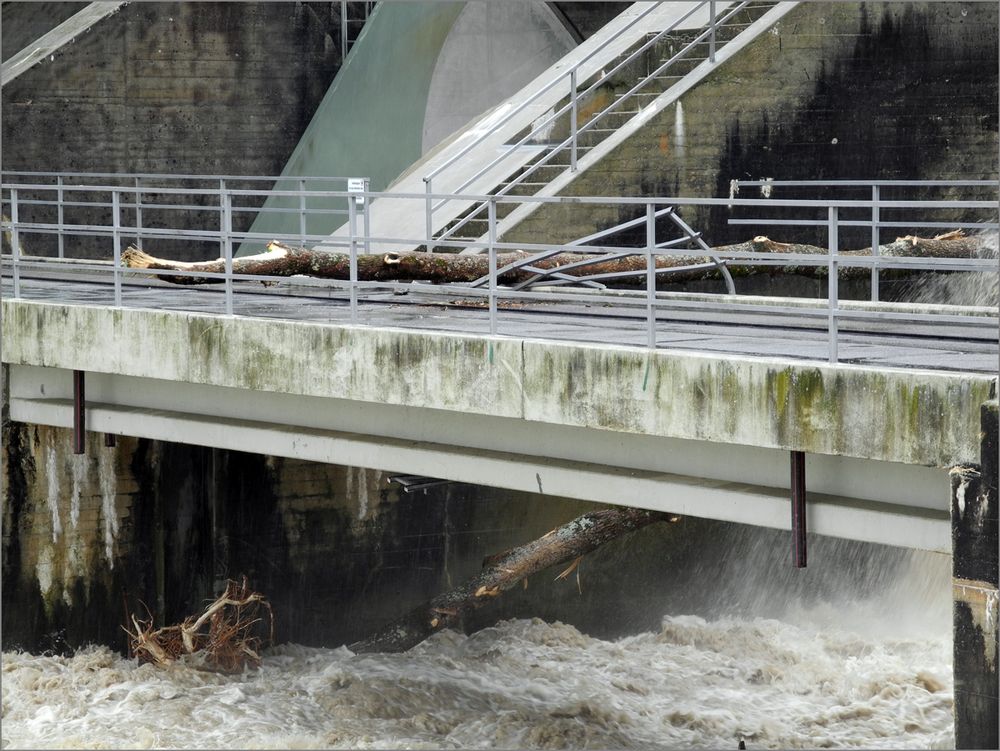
[790,450,807,567]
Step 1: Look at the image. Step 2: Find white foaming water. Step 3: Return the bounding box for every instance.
[2,552,954,750]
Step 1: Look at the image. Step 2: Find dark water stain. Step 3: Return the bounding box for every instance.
[708,3,998,250]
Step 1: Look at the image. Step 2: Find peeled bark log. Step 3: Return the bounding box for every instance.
[121,230,991,288]
[349,507,679,654]
[121,242,720,285]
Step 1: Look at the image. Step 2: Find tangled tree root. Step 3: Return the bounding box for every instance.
[124,577,274,673]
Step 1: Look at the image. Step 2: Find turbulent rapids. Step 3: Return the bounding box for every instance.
[2,550,954,750]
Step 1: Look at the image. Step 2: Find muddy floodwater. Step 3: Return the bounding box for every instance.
[2,550,954,750]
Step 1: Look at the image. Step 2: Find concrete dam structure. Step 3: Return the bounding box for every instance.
[2,2,998,749]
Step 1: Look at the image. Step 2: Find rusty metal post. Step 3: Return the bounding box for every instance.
[790,450,807,567]
[72,370,85,455]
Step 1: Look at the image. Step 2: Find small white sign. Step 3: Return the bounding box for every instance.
[347,178,366,205]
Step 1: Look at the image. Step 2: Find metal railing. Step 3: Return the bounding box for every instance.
[731,178,999,305]
[1,173,997,369]
[0,172,371,316]
[424,1,779,249]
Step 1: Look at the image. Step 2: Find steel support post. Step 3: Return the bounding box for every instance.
[645,203,656,349]
[488,199,497,336]
[362,178,371,254]
[827,206,839,363]
[221,180,234,316]
[10,188,21,298]
[135,176,143,247]
[870,185,880,301]
[73,370,86,455]
[112,190,122,307]
[709,1,717,63]
[348,196,359,322]
[341,1,348,62]
[299,178,307,246]
[790,450,807,568]
[423,178,434,253]
[56,176,65,258]
[570,70,578,172]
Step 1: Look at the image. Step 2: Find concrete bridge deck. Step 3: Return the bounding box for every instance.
[5,275,997,374]
[3,276,996,555]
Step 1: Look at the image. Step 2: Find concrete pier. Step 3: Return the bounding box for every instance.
[951,399,999,750]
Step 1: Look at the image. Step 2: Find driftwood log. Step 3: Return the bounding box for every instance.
[120,230,988,287]
[350,507,679,654]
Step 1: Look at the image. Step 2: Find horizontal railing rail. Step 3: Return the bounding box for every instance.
[1,174,997,370]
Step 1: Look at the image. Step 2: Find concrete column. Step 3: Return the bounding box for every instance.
[951,399,998,750]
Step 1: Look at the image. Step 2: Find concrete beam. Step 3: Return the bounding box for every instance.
[9,395,951,553]
[2,299,993,467]
[7,365,953,515]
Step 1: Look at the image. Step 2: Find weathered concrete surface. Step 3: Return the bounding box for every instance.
[522,339,994,466]
[2,298,993,467]
[951,400,999,749]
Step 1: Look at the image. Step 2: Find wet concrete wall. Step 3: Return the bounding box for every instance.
[507,1,999,267]
[2,416,926,655]
[0,420,686,652]
[951,400,999,749]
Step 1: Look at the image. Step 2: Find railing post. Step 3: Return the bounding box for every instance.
[870,184,880,302]
[362,177,371,254]
[348,191,359,322]
[488,198,497,336]
[827,206,839,364]
[56,176,65,258]
[10,188,21,298]
[341,0,348,61]
[298,178,307,246]
[134,176,143,247]
[220,179,233,316]
[423,177,433,253]
[112,189,122,308]
[709,1,717,63]
[646,202,656,349]
[570,70,578,172]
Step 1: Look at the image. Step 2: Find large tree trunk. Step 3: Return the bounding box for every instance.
[349,507,679,654]
[120,230,989,288]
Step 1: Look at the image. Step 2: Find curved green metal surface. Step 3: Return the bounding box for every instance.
[240,1,464,255]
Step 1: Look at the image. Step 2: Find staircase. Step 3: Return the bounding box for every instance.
[437,1,782,249]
